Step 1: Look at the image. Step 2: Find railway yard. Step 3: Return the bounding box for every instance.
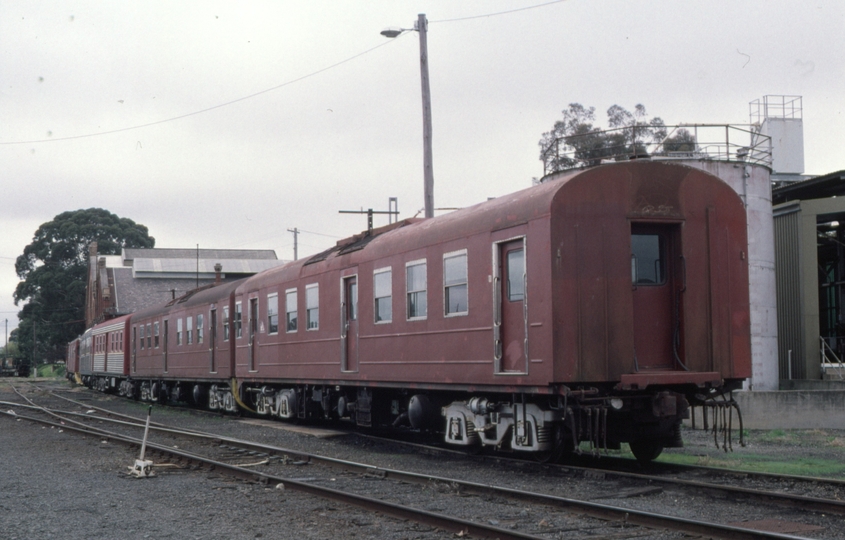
[1,381,844,540]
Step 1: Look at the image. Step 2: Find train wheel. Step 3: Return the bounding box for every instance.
[629,440,664,463]
[533,425,571,464]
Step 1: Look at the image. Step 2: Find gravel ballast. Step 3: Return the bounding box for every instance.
[3,381,845,539]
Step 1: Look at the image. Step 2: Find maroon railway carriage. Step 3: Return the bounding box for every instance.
[225,161,750,460]
[67,161,750,461]
[124,279,244,407]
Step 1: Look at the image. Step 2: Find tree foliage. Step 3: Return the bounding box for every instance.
[13,209,155,363]
[539,103,669,172]
[662,128,697,153]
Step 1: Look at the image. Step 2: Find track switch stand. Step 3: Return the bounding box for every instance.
[129,405,155,478]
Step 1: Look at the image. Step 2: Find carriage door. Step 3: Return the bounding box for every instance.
[495,239,527,374]
[631,223,681,370]
[249,298,258,371]
[341,276,359,372]
[209,309,217,373]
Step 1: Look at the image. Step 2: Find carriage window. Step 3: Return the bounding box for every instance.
[139,325,145,350]
[177,318,183,345]
[306,284,319,330]
[235,302,243,338]
[186,316,193,345]
[196,314,204,344]
[154,322,160,348]
[631,234,665,285]
[286,289,298,332]
[223,306,230,341]
[374,268,392,323]
[267,294,279,334]
[444,252,468,315]
[406,261,427,319]
[146,324,152,349]
[507,249,525,301]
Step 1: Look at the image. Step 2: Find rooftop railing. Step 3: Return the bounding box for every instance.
[540,124,772,177]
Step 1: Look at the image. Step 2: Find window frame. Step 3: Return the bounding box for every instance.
[306,284,319,330]
[373,267,392,324]
[631,233,666,286]
[285,288,298,333]
[267,293,279,335]
[405,259,428,320]
[443,249,469,317]
[235,302,243,339]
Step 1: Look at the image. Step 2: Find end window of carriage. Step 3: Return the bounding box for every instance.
[631,233,666,285]
[406,259,427,320]
[223,306,230,341]
[374,268,392,323]
[306,284,319,330]
[444,250,468,316]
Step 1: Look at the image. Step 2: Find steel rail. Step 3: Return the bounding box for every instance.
[0,409,546,540]
[19,388,845,520]
[1,398,813,540]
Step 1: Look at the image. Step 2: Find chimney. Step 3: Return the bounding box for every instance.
[214,263,222,284]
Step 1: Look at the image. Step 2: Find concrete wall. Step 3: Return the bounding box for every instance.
[728,390,845,429]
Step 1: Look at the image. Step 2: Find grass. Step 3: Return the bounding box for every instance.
[34,363,66,378]
[660,427,845,477]
[656,450,845,477]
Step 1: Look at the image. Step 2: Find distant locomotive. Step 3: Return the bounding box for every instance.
[69,161,751,461]
[1,357,28,377]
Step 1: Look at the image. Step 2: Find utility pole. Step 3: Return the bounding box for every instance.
[287,228,299,261]
[417,13,434,219]
[339,205,400,235]
[3,319,7,370]
[388,197,399,224]
[32,320,36,378]
[381,14,434,219]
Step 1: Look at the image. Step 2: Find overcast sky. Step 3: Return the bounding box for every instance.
[2,0,843,337]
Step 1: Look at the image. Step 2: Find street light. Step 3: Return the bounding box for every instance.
[381,13,434,219]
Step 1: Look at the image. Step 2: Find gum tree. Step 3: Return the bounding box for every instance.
[13,208,155,364]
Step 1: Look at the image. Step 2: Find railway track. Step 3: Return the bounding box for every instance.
[3,382,838,539]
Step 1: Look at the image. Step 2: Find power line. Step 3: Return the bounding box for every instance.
[0,38,402,146]
[298,229,342,239]
[431,0,569,23]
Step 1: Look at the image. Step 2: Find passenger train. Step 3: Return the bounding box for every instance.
[67,161,751,462]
